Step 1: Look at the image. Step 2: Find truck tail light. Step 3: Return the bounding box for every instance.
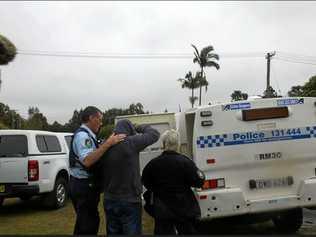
[28,160,39,181]
[202,178,225,190]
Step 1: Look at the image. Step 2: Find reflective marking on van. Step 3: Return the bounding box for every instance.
[221,102,251,111]
[197,125,316,148]
[277,98,304,106]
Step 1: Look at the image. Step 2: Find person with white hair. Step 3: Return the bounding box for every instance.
[142,129,205,235]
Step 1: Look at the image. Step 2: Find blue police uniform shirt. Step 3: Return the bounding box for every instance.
[69,124,97,179]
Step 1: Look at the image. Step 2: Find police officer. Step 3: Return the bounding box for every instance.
[69,106,125,235]
[142,129,205,235]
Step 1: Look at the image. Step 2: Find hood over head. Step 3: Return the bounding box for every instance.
[114,119,136,136]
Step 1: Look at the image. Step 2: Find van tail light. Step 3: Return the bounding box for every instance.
[202,178,225,190]
[28,160,39,181]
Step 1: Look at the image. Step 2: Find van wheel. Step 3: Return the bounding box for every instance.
[0,197,4,206]
[272,208,303,233]
[43,177,68,209]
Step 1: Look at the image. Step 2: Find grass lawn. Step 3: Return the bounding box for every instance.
[0,196,154,235]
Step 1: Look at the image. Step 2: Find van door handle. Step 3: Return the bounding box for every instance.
[43,161,50,165]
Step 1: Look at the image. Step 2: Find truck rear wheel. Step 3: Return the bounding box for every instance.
[272,208,303,233]
[43,177,68,209]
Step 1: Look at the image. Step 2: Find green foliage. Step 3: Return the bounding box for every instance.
[191,44,220,105]
[178,71,200,108]
[0,102,24,129]
[103,103,145,125]
[288,75,316,97]
[48,121,67,132]
[64,109,83,132]
[0,121,8,129]
[98,124,115,140]
[0,34,16,65]
[231,90,248,101]
[25,108,49,130]
[0,102,146,132]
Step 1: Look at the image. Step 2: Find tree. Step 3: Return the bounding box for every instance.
[0,103,24,129]
[64,109,83,132]
[231,90,248,101]
[0,34,16,65]
[191,44,220,106]
[25,108,49,130]
[0,34,17,90]
[288,75,316,97]
[128,103,145,115]
[49,121,66,132]
[28,106,40,119]
[288,85,304,97]
[178,71,200,108]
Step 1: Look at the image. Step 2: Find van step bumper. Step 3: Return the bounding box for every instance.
[196,177,316,220]
[0,183,40,197]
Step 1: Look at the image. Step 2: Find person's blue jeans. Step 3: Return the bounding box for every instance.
[104,199,142,235]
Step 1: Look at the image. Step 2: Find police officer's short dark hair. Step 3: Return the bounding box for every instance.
[81,106,102,123]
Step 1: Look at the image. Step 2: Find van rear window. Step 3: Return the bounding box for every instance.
[0,135,28,157]
[242,107,289,121]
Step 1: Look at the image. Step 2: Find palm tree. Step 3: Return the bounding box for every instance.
[191,44,220,106]
[231,90,248,101]
[178,71,200,108]
[0,34,17,90]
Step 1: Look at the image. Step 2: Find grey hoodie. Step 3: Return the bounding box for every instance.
[102,119,160,203]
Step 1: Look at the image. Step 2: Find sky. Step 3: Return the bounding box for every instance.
[0,1,316,124]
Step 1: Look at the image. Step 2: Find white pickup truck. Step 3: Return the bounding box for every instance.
[0,130,72,209]
[116,97,316,233]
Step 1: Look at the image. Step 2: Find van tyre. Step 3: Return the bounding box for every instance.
[272,208,303,233]
[0,197,4,206]
[43,177,68,209]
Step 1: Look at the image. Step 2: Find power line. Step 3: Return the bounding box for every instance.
[276,51,316,61]
[17,50,265,59]
[274,56,316,66]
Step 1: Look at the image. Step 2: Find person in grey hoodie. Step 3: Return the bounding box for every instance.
[102,119,160,235]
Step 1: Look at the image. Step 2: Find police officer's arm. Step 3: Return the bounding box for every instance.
[83,133,125,168]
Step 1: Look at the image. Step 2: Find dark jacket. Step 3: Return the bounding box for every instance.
[142,150,205,220]
[102,119,160,203]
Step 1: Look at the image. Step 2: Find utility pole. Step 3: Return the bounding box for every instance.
[263,51,276,98]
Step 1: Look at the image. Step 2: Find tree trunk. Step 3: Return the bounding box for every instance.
[191,87,194,108]
[199,68,203,106]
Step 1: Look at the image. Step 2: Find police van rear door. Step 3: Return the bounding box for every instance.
[193,97,316,200]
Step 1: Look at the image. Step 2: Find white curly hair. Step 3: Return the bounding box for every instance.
[161,129,180,152]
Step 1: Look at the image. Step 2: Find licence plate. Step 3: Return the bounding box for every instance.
[249,176,293,190]
[0,185,5,193]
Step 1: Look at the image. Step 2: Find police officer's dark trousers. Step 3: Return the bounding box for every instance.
[69,176,100,235]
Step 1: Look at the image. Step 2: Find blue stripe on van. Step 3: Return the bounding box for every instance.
[197,126,316,149]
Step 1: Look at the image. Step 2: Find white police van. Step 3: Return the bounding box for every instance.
[116,97,316,233]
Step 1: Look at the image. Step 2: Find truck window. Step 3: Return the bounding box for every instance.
[36,135,47,152]
[65,135,73,149]
[45,135,61,152]
[36,135,61,152]
[0,135,28,157]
